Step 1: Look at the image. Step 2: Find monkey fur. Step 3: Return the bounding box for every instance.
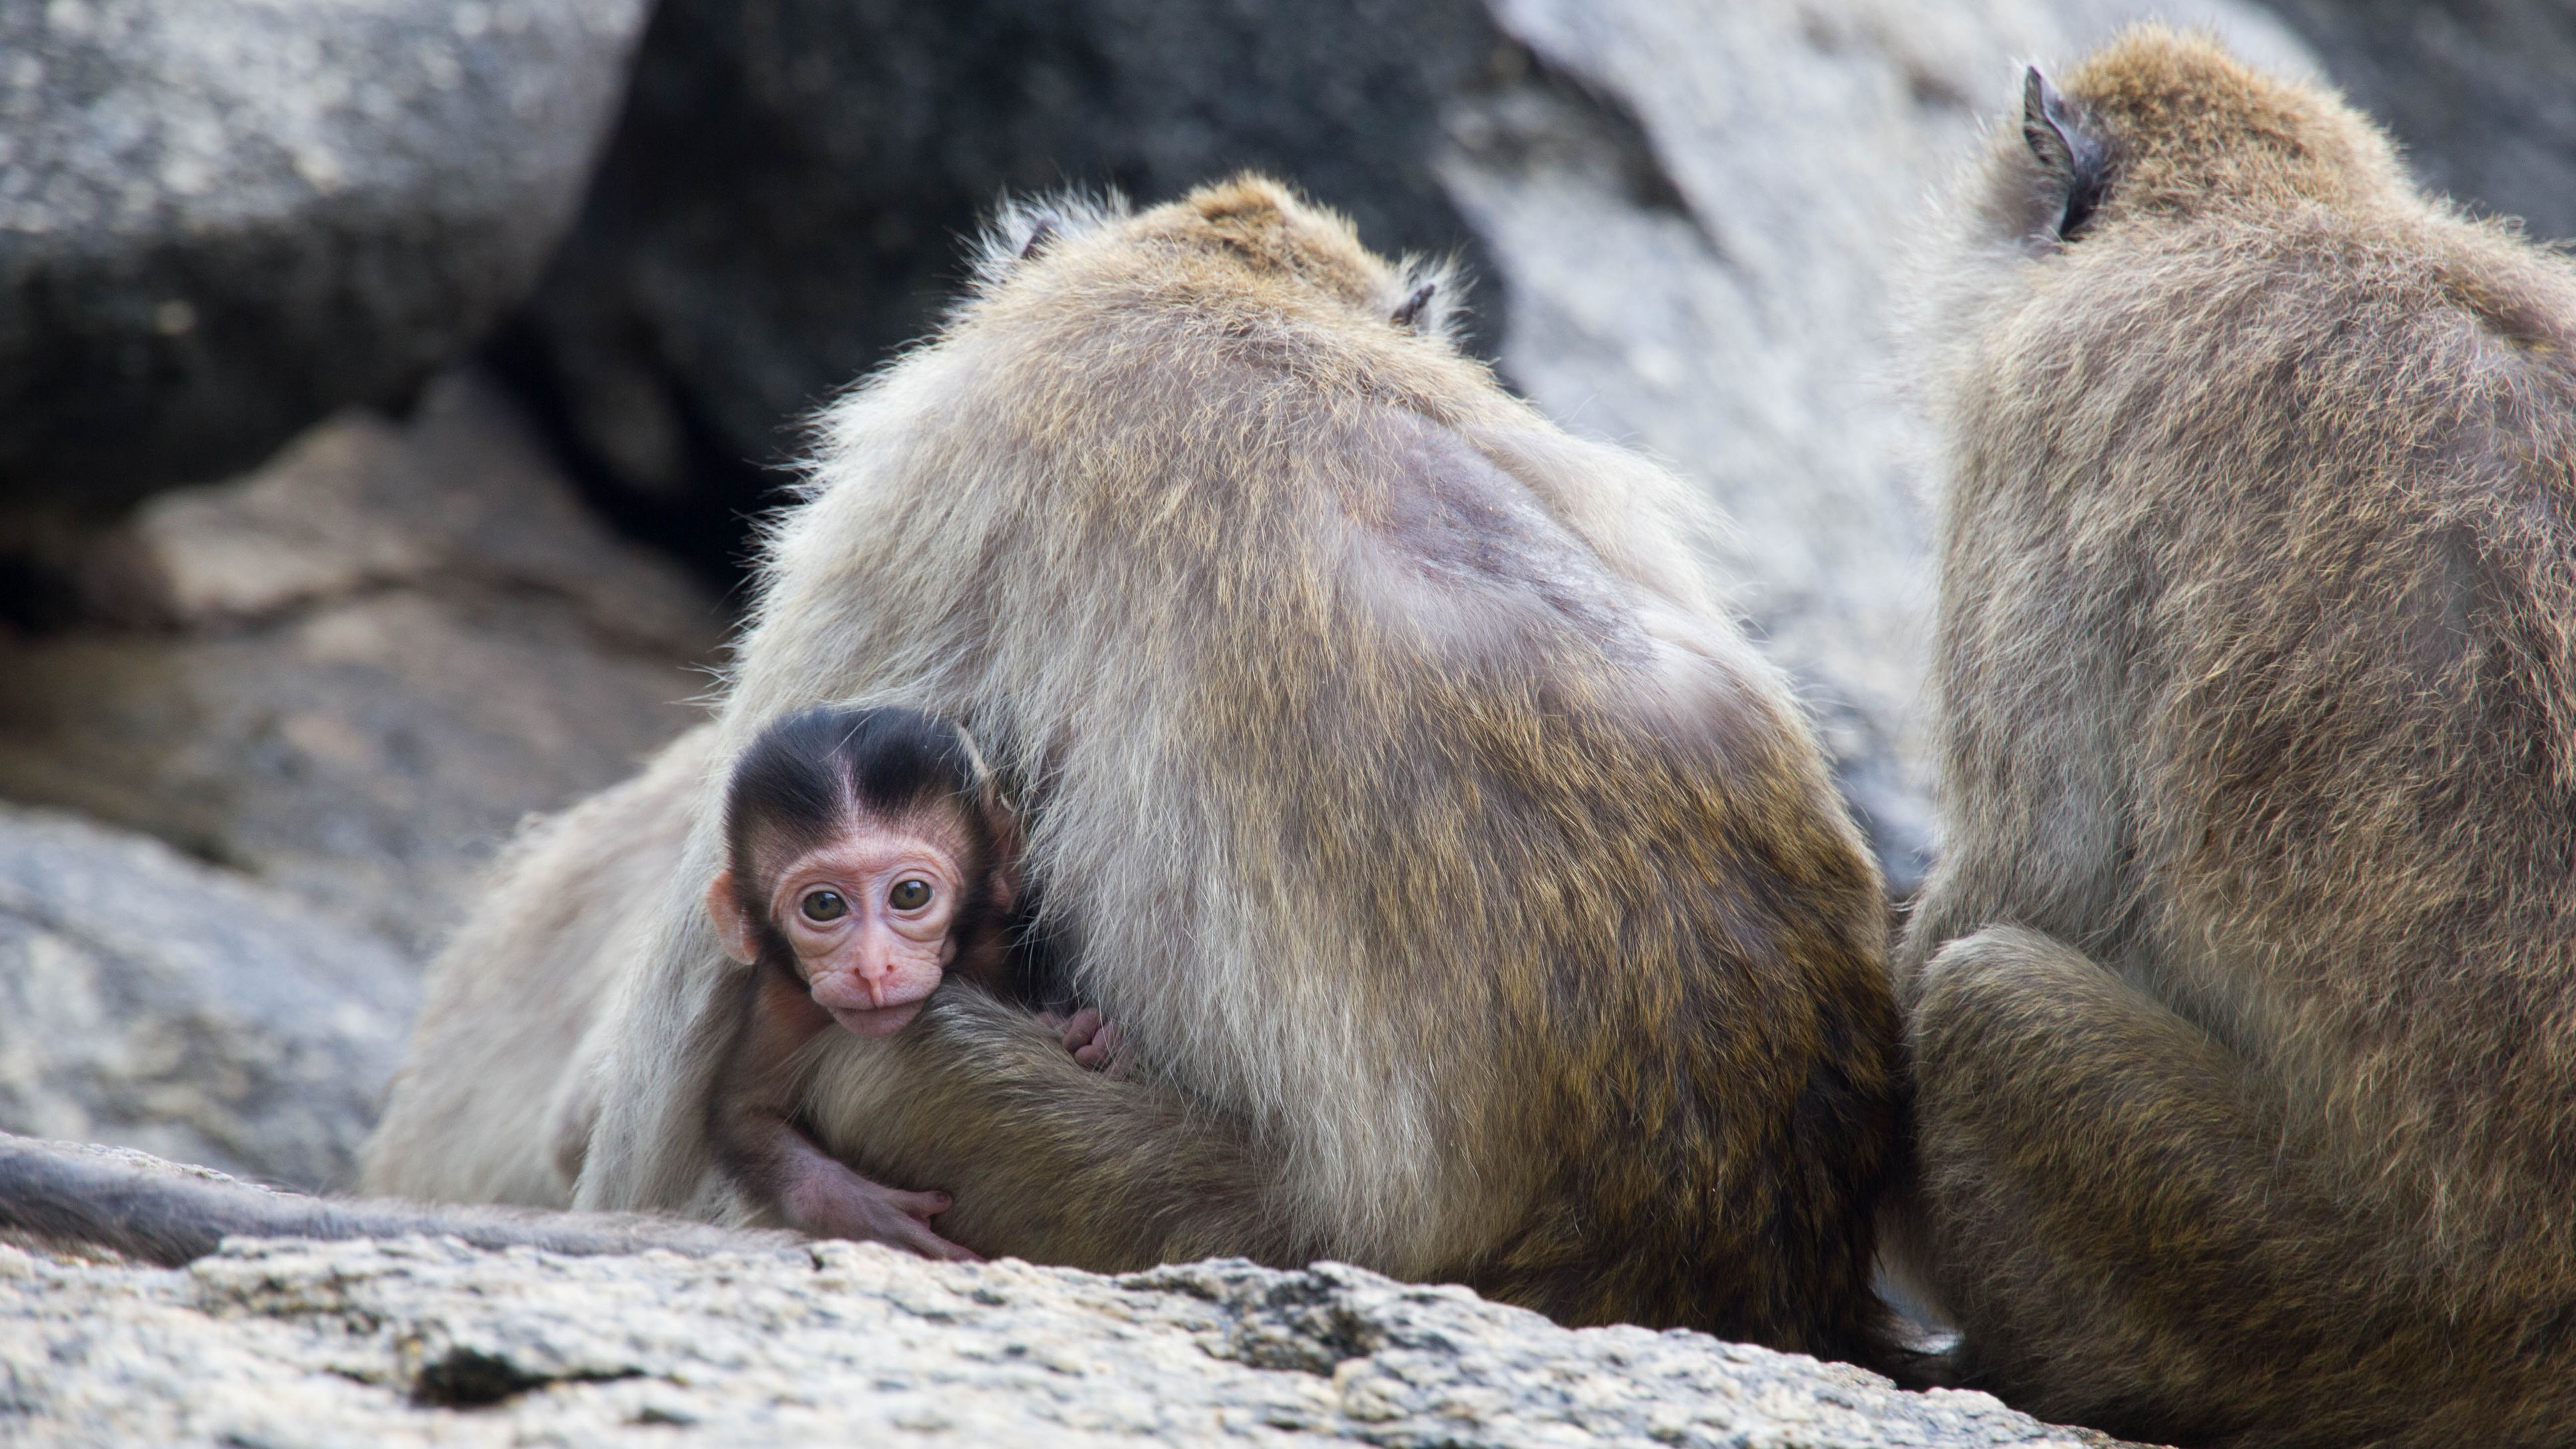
[365,176,1902,1360]
[1900,27,2576,1446]
[362,725,713,1208]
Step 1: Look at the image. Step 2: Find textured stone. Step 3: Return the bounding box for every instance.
[0,371,720,955]
[495,0,1512,565]
[0,0,651,507]
[2257,0,2576,244]
[0,1196,2139,1446]
[0,812,413,1191]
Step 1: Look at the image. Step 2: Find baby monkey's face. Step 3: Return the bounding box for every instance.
[710,802,983,1038]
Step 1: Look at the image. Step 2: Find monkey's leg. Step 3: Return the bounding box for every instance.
[803,990,1296,1273]
[1911,926,2443,1448]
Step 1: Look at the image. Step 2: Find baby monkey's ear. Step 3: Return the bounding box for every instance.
[706,870,762,965]
[981,804,1024,916]
[950,722,1020,914]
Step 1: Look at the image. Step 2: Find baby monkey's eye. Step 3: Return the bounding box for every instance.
[800,888,848,922]
[888,878,932,911]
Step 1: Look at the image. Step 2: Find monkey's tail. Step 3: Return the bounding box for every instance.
[0,1134,791,1267]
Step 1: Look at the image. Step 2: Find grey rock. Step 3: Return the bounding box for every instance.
[0,370,722,956]
[0,0,651,509]
[0,1189,2138,1446]
[2255,0,2576,243]
[0,810,413,1190]
[497,0,1513,566]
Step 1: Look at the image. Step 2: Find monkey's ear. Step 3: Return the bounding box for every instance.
[982,810,1024,915]
[1020,213,1061,261]
[1391,280,1436,330]
[2022,67,2110,241]
[705,872,761,965]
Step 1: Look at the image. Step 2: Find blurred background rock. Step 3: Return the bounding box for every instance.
[0,0,2558,1194]
[0,0,652,512]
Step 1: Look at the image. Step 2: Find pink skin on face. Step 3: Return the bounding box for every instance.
[709,813,974,1036]
[708,810,1126,1073]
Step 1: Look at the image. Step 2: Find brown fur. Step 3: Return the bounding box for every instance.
[1902,28,2576,1446]
[373,177,1901,1357]
[361,725,716,1206]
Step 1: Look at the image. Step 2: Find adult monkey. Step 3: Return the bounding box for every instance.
[369,177,1900,1356]
[1902,28,2576,1448]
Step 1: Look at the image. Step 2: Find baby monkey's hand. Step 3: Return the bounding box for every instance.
[1038,1006,1128,1079]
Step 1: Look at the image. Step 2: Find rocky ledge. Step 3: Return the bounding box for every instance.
[0,1150,2131,1449]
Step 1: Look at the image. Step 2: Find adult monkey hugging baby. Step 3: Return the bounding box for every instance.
[357,177,1904,1358]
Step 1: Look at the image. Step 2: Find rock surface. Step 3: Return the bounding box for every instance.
[2259,0,2576,243]
[0,0,651,508]
[0,812,413,1191]
[495,0,1514,568]
[0,371,721,956]
[0,1172,2134,1446]
[493,0,2300,892]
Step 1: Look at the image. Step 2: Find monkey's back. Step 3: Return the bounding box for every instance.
[1936,183,2576,1318]
[751,181,1901,1353]
[1897,32,2576,1444]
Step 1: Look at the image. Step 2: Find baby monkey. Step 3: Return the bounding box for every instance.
[702,705,1114,1260]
